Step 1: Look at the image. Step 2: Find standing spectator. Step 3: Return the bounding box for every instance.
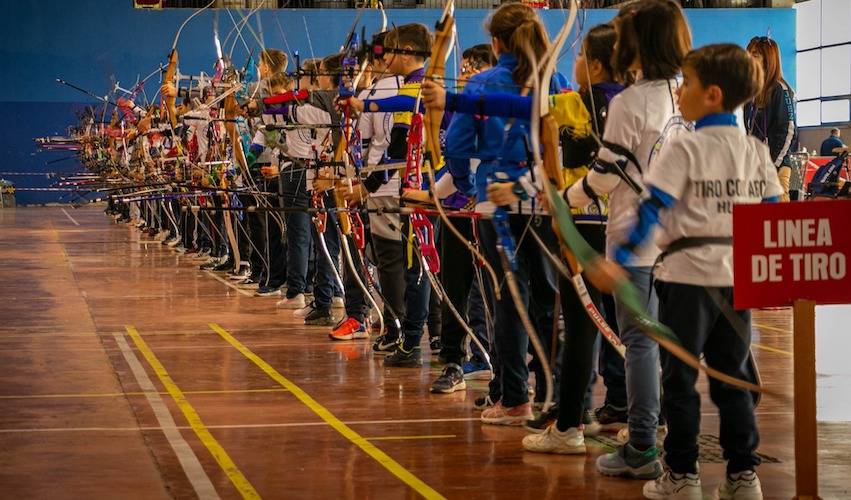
[745,36,798,201]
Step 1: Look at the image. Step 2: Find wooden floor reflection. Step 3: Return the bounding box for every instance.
[0,206,848,499]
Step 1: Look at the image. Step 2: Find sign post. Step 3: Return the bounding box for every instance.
[734,199,851,500]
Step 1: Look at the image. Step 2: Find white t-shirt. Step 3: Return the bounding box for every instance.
[358,75,403,198]
[648,124,783,287]
[567,78,682,266]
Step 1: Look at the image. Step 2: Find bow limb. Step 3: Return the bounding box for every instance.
[163,0,216,129]
[524,0,626,356]
[420,0,502,300]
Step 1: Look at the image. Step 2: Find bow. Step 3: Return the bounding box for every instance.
[419,0,501,301]
[332,14,388,335]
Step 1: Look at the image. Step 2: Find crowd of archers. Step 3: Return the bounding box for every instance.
[62,0,798,498]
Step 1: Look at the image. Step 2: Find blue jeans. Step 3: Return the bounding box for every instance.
[312,192,341,309]
[281,171,311,298]
[617,266,660,448]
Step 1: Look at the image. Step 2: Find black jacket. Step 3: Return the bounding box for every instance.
[744,80,798,168]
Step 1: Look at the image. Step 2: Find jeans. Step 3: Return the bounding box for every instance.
[479,214,557,408]
[618,266,660,448]
[655,282,760,475]
[281,170,311,298]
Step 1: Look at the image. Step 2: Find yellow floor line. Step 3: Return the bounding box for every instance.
[365,435,456,442]
[0,388,289,400]
[125,326,260,499]
[753,323,792,334]
[208,323,445,500]
[752,342,793,356]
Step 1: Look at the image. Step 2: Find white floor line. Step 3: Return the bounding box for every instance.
[112,332,220,499]
[60,208,80,226]
[204,270,253,297]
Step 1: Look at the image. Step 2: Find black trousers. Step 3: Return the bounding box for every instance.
[556,224,607,430]
[655,281,760,474]
[437,217,476,365]
[478,214,557,407]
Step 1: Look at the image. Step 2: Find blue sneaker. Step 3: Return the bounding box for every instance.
[463,360,492,380]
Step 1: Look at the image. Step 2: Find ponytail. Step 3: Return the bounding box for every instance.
[487,3,549,86]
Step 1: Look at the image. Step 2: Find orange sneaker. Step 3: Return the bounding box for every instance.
[329,317,368,341]
[480,401,533,426]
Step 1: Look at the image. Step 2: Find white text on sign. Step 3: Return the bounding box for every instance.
[753,218,846,283]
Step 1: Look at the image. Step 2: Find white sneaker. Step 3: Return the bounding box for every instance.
[276,293,306,309]
[714,470,762,500]
[331,296,345,309]
[522,425,586,455]
[643,469,702,499]
[167,237,182,247]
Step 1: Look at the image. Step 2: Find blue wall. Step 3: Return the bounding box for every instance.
[0,1,795,204]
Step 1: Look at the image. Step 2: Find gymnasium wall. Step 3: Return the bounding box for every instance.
[0,1,795,204]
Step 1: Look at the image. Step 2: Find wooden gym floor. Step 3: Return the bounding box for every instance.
[0,206,848,499]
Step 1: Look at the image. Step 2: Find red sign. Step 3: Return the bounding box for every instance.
[733,199,851,309]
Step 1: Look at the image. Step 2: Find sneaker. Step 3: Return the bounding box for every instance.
[429,335,442,352]
[524,405,558,434]
[643,469,702,500]
[200,257,224,270]
[474,395,496,411]
[228,265,251,280]
[597,443,663,479]
[331,296,344,309]
[582,409,602,437]
[255,285,281,297]
[294,302,317,318]
[431,364,467,393]
[372,334,399,355]
[329,317,368,341]
[617,424,668,448]
[304,306,334,326]
[175,245,187,254]
[522,425,585,454]
[277,293,306,309]
[463,360,493,380]
[595,403,629,432]
[238,278,259,289]
[384,345,422,367]
[481,401,533,426]
[167,237,182,247]
[212,258,235,272]
[714,470,762,500]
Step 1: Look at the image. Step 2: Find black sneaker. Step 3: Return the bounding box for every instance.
[304,306,334,326]
[255,284,281,296]
[384,345,422,367]
[524,404,559,434]
[594,403,628,431]
[372,334,399,355]
[473,395,496,411]
[431,364,466,393]
[212,258,235,272]
[429,335,442,353]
